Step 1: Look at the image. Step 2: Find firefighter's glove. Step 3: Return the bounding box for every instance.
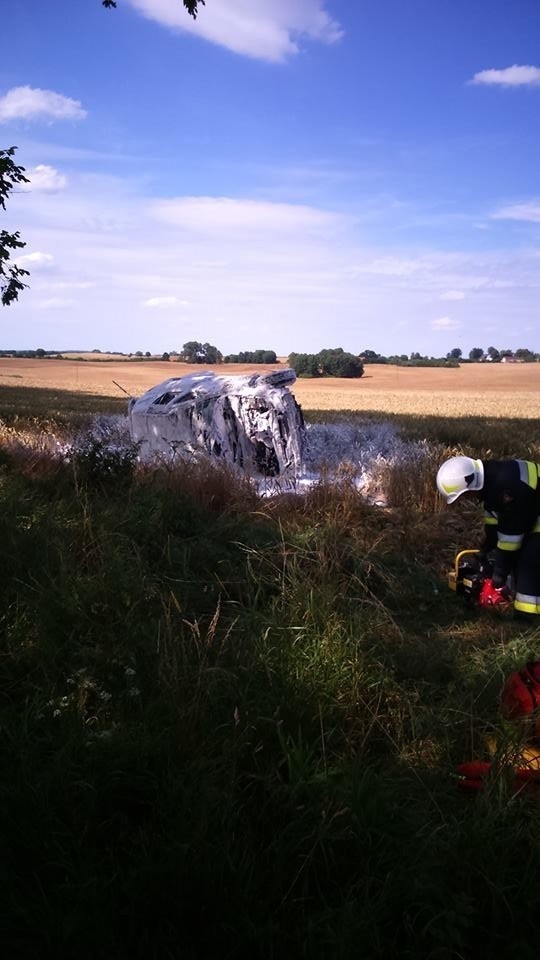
[491,571,507,589]
[477,551,496,576]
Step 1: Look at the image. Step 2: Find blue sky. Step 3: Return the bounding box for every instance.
[2,0,540,356]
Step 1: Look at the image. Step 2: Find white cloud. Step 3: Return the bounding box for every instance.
[20,164,67,192]
[40,280,95,291]
[440,290,465,301]
[37,297,76,310]
[431,316,462,330]
[7,170,540,357]
[143,296,190,308]
[492,202,540,223]
[16,251,55,268]
[151,196,343,234]
[0,86,87,123]
[127,0,343,62]
[470,65,540,87]
[355,257,427,277]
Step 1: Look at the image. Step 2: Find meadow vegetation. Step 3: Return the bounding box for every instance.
[2,383,540,958]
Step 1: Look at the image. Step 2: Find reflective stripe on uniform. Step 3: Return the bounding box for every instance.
[484,509,498,526]
[517,460,540,490]
[534,517,540,534]
[497,531,524,551]
[515,592,540,615]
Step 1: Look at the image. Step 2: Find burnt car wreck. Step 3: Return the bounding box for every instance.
[128,368,305,479]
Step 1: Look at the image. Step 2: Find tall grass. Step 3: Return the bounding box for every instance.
[2,392,540,958]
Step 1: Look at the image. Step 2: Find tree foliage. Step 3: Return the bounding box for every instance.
[469,347,484,361]
[288,347,364,379]
[1,4,205,306]
[225,350,277,364]
[360,349,387,364]
[288,352,320,377]
[101,0,204,16]
[181,341,223,364]
[1,147,30,307]
[514,347,536,361]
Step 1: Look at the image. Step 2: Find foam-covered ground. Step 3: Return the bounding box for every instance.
[70,415,431,503]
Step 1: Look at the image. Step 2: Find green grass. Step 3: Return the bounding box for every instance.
[0,383,127,425]
[306,408,540,459]
[2,389,540,958]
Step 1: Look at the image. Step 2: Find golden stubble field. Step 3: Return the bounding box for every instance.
[1,357,539,417]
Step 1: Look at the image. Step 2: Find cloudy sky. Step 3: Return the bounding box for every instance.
[2,0,540,356]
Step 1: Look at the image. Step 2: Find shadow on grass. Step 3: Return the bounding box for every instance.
[0,384,128,424]
[2,460,540,957]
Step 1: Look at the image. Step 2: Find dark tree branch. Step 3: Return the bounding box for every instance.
[2,0,207,307]
[102,0,205,17]
[1,148,30,307]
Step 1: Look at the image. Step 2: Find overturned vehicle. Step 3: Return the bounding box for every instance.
[128,368,305,478]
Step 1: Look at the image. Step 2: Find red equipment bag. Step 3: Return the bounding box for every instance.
[456,760,540,795]
[456,662,540,797]
[500,661,540,735]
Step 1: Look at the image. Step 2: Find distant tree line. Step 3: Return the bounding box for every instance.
[0,348,61,359]
[178,343,278,364]
[446,346,539,362]
[361,350,458,368]
[224,350,277,364]
[361,347,540,366]
[288,348,364,379]
[5,344,539,368]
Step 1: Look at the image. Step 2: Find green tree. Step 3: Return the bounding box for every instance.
[1,147,30,306]
[202,341,223,363]
[447,347,462,360]
[487,346,500,362]
[181,341,222,363]
[288,348,364,379]
[181,341,204,362]
[469,347,484,361]
[360,349,386,364]
[288,352,320,377]
[318,347,364,378]
[225,349,277,364]
[515,347,537,361]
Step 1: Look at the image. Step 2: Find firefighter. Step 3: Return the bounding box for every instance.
[436,455,540,618]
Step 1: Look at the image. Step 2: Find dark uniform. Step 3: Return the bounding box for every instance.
[481,459,540,615]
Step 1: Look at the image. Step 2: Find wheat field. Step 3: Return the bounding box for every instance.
[0,357,539,417]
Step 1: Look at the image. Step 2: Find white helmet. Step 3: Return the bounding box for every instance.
[436,456,484,504]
